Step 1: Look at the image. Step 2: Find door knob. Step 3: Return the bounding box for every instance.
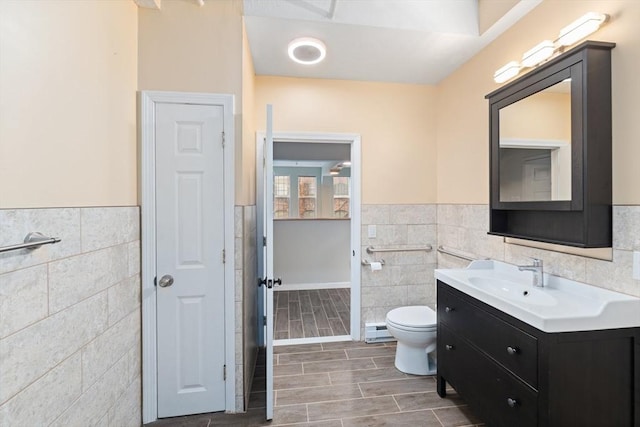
[158,274,174,288]
[274,278,282,286]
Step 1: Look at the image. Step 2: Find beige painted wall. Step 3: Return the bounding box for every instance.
[241,20,256,206]
[137,0,242,104]
[255,77,437,205]
[138,0,251,203]
[0,0,138,208]
[500,92,571,141]
[436,0,640,205]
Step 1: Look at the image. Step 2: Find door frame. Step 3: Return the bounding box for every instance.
[139,91,236,423]
[256,131,362,344]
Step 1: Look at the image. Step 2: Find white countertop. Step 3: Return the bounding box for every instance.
[435,260,640,333]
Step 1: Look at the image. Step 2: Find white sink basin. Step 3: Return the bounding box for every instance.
[435,260,640,333]
[467,276,557,307]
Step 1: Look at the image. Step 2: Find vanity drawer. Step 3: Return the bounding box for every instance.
[438,325,538,427]
[438,283,538,387]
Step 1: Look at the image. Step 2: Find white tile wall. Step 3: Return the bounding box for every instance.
[436,204,640,298]
[234,205,259,413]
[234,207,244,412]
[360,204,437,329]
[0,265,48,338]
[242,206,258,411]
[48,245,129,313]
[0,207,141,426]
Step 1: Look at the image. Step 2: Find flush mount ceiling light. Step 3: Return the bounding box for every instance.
[493,12,609,84]
[288,37,326,65]
[557,12,608,46]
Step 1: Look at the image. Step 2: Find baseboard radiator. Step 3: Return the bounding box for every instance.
[364,322,395,343]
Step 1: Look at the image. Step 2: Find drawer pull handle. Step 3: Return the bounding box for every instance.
[445,344,455,351]
[507,397,519,408]
[506,346,519,355]
[445,306,454,313]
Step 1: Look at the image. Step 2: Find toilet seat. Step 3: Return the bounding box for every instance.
[386,306,436,331]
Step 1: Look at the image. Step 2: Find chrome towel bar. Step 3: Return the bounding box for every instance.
[0,232,61,254]
[366,245,432,254]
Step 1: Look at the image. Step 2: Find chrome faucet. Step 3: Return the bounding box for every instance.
[518,258,544,287]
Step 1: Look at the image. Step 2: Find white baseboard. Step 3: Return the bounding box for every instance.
[274,335,352,346]
[275,282,350,291]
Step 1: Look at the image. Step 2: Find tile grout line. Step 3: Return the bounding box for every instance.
[432,408,445,427]
[356,381,365,399]
[391,394,402,413]
[331,406,446,426]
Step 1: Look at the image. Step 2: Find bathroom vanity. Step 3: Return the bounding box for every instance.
[435,261,640,427]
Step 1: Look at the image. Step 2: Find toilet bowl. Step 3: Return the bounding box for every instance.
[385,306,437,375]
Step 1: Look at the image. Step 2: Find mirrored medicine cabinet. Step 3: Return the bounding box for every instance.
[485,41,615,248]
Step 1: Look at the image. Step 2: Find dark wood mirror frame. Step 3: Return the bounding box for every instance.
[485,41,615,248]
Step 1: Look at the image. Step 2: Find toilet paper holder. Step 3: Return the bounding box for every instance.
[361,259,385,266]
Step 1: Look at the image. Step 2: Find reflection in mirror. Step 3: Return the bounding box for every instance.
[499,79,571,202]
[273,161,351,219]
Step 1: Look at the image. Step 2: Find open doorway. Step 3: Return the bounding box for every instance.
[257,133,361,346]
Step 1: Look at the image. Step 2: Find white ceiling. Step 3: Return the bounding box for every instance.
[243,0,542,84]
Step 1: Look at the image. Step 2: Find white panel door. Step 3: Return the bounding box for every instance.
[523,155,552,201]
[156,103,226,417]
[264,105,275,421]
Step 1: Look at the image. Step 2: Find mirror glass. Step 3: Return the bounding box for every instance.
[273,142,351,219]
[499,79,571,202]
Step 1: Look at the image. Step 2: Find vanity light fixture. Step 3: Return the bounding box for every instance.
[341,161,352,167]
[287,37,327,65]
[329,168,341,175]
[521,40,555,68]
[557,12,608,46]
[493,12,609,83]
[494,61,521,84]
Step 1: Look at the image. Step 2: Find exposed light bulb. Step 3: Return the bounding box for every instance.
[557,12,608,47]
[494,61,521,84]
[521,40,556,68]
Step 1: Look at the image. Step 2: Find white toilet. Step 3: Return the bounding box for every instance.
[385,305,437,375]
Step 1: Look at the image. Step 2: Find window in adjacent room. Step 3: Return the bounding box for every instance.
[298,176,317,218]
[333,177,350,218]
[274,175,290,218]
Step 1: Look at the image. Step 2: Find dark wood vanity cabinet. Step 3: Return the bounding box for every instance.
[436,280,640,427]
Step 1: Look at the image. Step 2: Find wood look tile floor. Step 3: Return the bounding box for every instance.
[146,341,484,427]
[274,289,351,340]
